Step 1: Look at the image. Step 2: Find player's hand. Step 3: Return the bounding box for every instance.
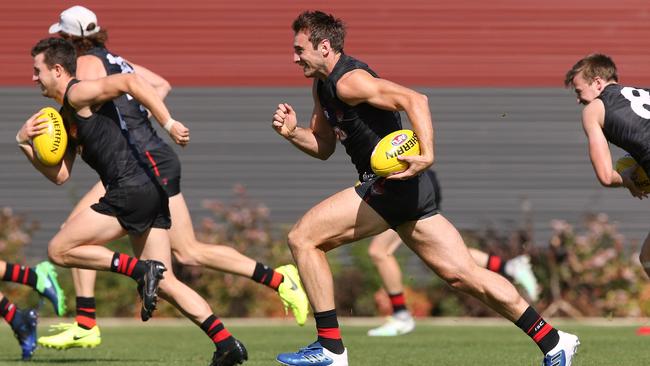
[17,111,49,144]
[272,103,297,138]
[386,154,433,180]
[620,168,647,199]
[169,120,190,146]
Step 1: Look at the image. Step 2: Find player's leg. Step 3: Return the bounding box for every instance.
[397,214,579,365]
[132,228,247,366]
[38,182,105,349]
[366,230,415,336]
[277,187,389,366]
[168,192,309,325]
[0,290,38,360]
[0,259,66,317]
[469,248,540,301]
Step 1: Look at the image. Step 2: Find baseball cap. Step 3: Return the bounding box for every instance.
[49,5,100,37]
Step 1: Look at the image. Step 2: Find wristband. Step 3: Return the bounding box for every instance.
[164,118,177,132]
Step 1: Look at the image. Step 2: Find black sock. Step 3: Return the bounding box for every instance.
[515,306,560,354]
[3,263,37,288]
[388,292,407,314]
[251,263,283,291]
[201,314,234,350]
[315,309,344,354]
[109,252,146,280]
[0,296,16,325]
[75,297,97,330]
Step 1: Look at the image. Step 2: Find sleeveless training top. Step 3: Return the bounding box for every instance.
[316,54,402,180]
[599,84,650,174]
[85,47,167,152]
[60,79,151,189]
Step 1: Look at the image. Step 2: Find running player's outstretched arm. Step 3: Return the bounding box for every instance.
[337,70,434,179]
[582,100,644,198]
[67,73,190,146]
[272,82,337,160]
[16,111,76,184]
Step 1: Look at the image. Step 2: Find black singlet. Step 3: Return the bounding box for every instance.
[60,79,151,188]
[599,84,650,174]
[316,54,402,181]
[85,47,167,152]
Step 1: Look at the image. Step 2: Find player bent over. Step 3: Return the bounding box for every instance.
[565,53,650,335]
[39,6,307,350]
[272,11,578,366]
[0,260,65,359]
[18,38,246,366]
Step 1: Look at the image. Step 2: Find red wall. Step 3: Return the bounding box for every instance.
[3,0,649,86]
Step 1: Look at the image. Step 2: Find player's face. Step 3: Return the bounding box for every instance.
[293,31,324,78]
[571,72,602,105]
[32,53,57,98]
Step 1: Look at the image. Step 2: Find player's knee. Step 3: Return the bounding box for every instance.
[439,270,471,292]
[287,227,315,252]
[172,246,201,266]
[47,240,66,266]
[367,244,388,262]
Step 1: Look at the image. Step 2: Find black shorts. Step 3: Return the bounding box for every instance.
[144,144,181,197]
[355,170,440,228]
[91,181,171,236]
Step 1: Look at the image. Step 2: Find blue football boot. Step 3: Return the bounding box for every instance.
[11,308,38,360]
[277,342,348,366]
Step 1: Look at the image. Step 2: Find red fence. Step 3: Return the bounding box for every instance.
[2,0,649,86]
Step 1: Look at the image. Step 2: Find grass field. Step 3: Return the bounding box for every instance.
[0,320,649,365]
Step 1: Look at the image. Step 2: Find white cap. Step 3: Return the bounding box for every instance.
[49,6,100,37]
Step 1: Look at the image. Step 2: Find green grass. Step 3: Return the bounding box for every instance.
[0,322,648,365]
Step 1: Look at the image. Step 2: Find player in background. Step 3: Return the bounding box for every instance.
[0,260,65,359]
[38,5,308,351]
[272,11,578,366]
[19,38,247,366]
[366,172,540,336]
[565,53,650,332]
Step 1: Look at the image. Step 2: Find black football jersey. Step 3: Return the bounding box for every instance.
[85,47,167,153]
[61,79,151,189]
[599,84,650,174]
[316,54,402,180]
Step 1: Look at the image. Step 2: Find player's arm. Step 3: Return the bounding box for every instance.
[67,73,190,146]
[128,61,172,100]
[581,100,644,197]
[272,81,337,160]
[16,111,75,184]
[336,70,434,179]
[75,55,107,80]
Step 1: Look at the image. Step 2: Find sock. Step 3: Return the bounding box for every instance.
[2,263,37,288]
[388,292,408,314]
[0,296,16,325]
[315,309,344,354]
[109,252,146,280]
[486,254,507,276]
[76,297,97,330]
[515,306,560,354]
[251,262,284,291]
[201,315,235,350]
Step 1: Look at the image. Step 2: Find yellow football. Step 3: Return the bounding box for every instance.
[32,107,67,166]
[370,129,420,177]
[615,155,650,193]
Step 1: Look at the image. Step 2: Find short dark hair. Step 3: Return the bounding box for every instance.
[58,29,109,55]
[31,37,77,75]
[292,10,345,52]
[564,53,618,87]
